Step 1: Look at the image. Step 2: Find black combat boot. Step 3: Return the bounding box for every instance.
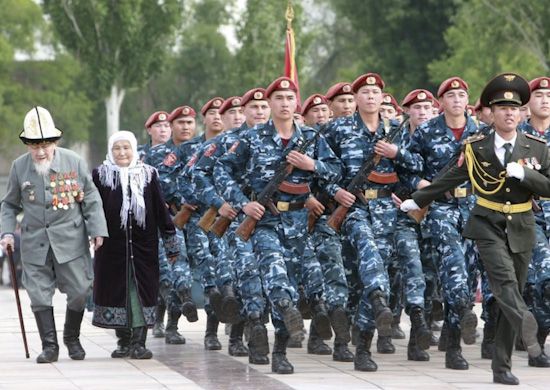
[272,333,294,374]
[369,290,393,337]
[221,284,241,324]
[528,328,550,367]
[407,326,429,361]
[351,323,360,346]
[34,307,59,363]
[204,313,222,350]
[297,285,312,319]
[248,315,269,364]
[481,322,495,359]
[354,331,377,371]
[330,307,353,362]
[228,320,249,357]
[178,288,198,323]
[445,328,469,370]
[111,328,132,358]
[152,300,166,338]
[129,327,153,359]
[432,299,444,321]
[459,307,478,345]
[63,308,86,360]
[307,322,332,355]
[391,314,406,339]
[376,335,395,354]
[165,310,186,344]
[277,299,304,339]
[410,306,431,350]
[207,287,224,321]
[438,321,448,351]
[310,297,332,340]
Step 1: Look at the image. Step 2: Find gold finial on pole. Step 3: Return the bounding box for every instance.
[286,1,294,30]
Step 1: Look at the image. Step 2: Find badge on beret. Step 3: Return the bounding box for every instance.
[280,80,290,89]
[541,79,549,88]
[232,98,241,106]
[182,107,190,115]
[213,99,222,107]
[383,95,391,103]
[313,96,322,105]
[343,84,351,93]
[504,74,516,82]
[204,143,217,157]
[504,91,514,100]
[418,92,427,100]
[159,113,167,121]
[254,91,263,99]
[366,76,376,85]
[451,80,460,88]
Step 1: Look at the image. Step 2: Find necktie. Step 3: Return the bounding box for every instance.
[503,143,513,165]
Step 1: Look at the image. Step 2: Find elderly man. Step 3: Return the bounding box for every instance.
[0,106,108,364]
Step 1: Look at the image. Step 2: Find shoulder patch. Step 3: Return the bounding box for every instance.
[462,133,485,145]
[204,143,217,157]
[525,133,546,143]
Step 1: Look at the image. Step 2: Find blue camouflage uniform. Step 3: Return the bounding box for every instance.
[214,119,341,334]
[518,120,550,331]
[406,113,478,330]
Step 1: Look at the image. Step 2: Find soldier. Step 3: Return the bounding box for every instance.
[143,106,198,345]
[517,76,550,367]
[191,87,271,363]
[401,72,550,385]
[138,111,171,160]
[0,107,108,363]
[380,93,401,121]
[214,76,341,374]
[220,96,245,130]
[326,82,356,118]
[404,77,479,370]
[474,99,494,129]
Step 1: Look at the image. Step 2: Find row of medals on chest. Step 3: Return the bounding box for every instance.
[47,172,80,210]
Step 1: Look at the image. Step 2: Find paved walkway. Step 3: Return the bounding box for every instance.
[0,286,548,389]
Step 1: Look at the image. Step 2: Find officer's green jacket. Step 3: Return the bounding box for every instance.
[412,131,550,253]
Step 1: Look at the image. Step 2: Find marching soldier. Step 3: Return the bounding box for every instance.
[325,82,356,118]
[220,96,245,130]
[401,72,550,385]
[379,93,401,121]
[138,111,171,160]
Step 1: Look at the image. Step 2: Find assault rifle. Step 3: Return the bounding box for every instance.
[235,124,329,241]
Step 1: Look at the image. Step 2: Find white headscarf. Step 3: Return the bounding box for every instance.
[98,130,153,229]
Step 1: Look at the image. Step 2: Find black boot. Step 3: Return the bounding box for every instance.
[221,284,241,324]
[459,307,478,345]
[432,299,444,321]
[229,321,249,357]
[329,306,351,344]
[152,300,166,338]
[310,297,332,340]
[376,335,395,354]
[204,313,222,350]
[165,310,186,344]
[391,314,406,339]
[248,316,269,364]
[438,321,448,351]
[111,328,132,358]
[307,322,332,355]
[445,328,469,370]
[277,299,304,339]
[272,333,294,374]
[297,285,312,319]
[207,287,224,321]
[369,290,392,337]
[34,308,59,363]
[528,328,550,367]
[408,326,429,361]
[333,340,354,362]
[63,308,86,360]
[351,323,360,346]
[410,306,431,351]
[178,288,198,323]
[481,322,495,359]
[354,331,377,371]
[129,327,152,359]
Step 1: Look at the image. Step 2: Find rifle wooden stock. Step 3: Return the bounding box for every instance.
[235,215,258,241]
[209,215,233,238]
[307,211,317,233]
[7,246,30,359]
[173,205,194,229]
[198,206,218,232]
[326,204,349,232]
[407,206,429,224]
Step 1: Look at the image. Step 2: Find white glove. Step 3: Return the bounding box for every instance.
[400,199,420,212]
[506,162,525,181]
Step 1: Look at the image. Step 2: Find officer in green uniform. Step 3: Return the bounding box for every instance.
[401,73,550,385]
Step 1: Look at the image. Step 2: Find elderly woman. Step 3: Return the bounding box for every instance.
[92,131,178,359]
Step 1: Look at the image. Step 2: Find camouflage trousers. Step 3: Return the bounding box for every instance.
[527,221,550,330]
[207,230,234,288]
[418,225,441,320]
[308,215,348,310]
[426,202,472,329]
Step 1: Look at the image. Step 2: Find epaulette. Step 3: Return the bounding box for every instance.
[462,133,485,145]
[525,133,546,143]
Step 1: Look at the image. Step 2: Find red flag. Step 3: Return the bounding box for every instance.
[284,2,300,102]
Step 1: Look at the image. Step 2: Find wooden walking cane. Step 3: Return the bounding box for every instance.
[7,246,30,358]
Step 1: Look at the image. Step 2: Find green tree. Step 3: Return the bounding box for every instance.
[43,0,183,140]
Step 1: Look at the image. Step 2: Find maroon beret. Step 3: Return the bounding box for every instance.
[401,89,435,107]
[529,77,550,92]
[301,94,329,116]
[437,77,469,97]
[265,76,298,98]
[381,93,399,108]
[241,88,267,106]
[145,111,169,128]
[351,73,385,93]
[168,105,196,122]
[325,82,353,101]
[200,97,224,116]
[219,96,242,115]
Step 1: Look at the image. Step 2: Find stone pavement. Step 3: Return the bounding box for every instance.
[0,286,548,390]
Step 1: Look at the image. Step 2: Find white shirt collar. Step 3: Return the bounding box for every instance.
[494,131,517,149]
